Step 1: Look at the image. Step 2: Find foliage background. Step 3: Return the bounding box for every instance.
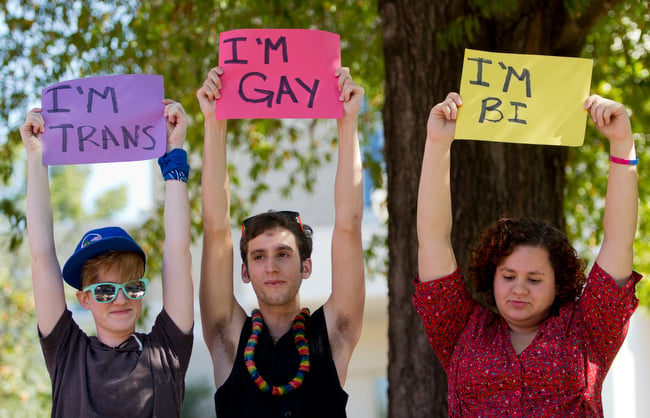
[0,0,647,416]
[571,1,649,303]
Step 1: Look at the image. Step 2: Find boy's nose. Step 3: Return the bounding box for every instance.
[112,288,129,304]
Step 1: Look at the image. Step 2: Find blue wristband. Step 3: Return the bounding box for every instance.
[158,148,190,182]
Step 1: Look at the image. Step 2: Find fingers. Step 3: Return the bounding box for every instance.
[584,94,625,127]
[336,66,351,89]
[163,99,188,149]
[584,94,633,145]
[22,108,45,136]
[336,67,364,102]
[433,92,463,120]
[583,94,600,110]
[585,94,606,126]
[198,66,224,101]
[19,109,46,154]
[162,99,188,126]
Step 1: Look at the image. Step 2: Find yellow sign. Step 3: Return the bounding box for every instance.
[456,49,593,147]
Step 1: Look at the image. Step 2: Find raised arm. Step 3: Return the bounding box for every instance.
[160,99,194,333]
[324,67,365,385]
[197,67,246,388]
[20,109,66,335]
[586,95,638,286]
[417,93,462,282]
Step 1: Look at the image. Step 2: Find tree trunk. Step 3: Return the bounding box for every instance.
[379,0,618,416]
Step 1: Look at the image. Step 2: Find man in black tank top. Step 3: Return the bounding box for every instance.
[197,64,366,417]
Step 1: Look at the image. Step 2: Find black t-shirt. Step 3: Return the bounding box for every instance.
[40,309,193,418]
[215,306,348,418]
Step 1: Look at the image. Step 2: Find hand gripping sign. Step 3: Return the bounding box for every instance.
[456,49,593,147]
[41,74,166,165]
[216,28,343,120]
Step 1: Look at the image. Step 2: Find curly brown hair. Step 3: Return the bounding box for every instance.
[467,217,587,314]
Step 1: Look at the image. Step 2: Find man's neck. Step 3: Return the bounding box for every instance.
[257,304,301,344]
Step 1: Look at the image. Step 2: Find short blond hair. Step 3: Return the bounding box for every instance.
[80,251,145,289]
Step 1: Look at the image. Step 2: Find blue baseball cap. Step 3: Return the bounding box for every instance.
[62,226,146,290]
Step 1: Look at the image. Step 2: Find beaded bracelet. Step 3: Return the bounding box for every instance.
[610,155,639,166]
[158,148,190,182]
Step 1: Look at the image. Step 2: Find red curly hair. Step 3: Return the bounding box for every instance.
[467,217,587,314]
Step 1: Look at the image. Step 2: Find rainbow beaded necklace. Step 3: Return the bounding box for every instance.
[244,307,311,396]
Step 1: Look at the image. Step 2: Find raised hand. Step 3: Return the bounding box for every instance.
[197,66,224,118]
[426,92,462,146]
[20,108,45,154]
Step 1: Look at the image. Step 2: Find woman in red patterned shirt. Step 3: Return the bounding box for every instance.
[413,92,641,417]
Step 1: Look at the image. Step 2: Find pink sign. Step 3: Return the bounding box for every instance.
[41,74,166,165]
[217,28,342,120]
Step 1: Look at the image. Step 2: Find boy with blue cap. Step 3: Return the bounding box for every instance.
[20,99,194,418]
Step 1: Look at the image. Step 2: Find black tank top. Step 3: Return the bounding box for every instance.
[214,306,349,418]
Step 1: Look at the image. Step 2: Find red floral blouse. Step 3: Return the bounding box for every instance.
[412,263,642,417]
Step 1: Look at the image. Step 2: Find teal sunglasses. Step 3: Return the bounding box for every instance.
[82,278,149,303]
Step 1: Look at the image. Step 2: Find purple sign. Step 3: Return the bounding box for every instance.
[41,74,166,165]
